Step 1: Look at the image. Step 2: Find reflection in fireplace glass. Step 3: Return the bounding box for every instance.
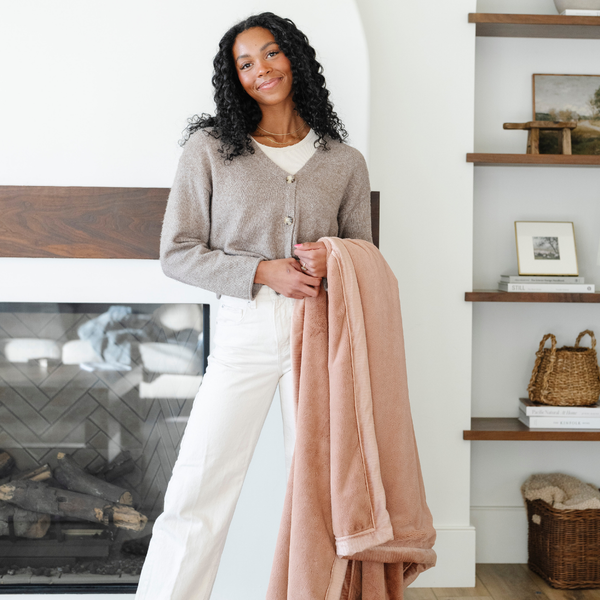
[0,303,208,587]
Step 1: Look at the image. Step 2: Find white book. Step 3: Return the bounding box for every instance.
[519,413,600,429]
[498,282,595,293]
[520,397,600,418]
[560,9,600,15]
[500,275,585,284]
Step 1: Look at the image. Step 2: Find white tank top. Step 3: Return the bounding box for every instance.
[253,129,319,175]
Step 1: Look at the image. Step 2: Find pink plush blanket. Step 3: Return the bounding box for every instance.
[267,238,436,600]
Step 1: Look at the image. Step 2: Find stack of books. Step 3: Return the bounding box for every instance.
[498,275,595,293]
[519,397,600,429]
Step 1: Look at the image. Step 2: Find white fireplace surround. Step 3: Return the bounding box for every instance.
[0,258,217,307]
[0,257,219,340]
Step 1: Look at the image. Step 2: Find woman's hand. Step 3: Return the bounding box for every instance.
[293,242,327,278]
[254,258,322,299]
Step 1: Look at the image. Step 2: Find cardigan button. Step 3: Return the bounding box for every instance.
[286,175,295,184]
[284,216,294,225]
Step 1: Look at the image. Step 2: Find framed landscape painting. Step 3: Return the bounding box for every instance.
[533,74,600,155]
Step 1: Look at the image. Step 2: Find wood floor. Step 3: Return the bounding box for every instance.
[407,564,600,600]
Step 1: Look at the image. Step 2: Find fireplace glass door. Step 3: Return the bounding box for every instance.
[0,302,208,592]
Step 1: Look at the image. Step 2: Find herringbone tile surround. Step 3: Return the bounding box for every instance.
[0,307,199,521]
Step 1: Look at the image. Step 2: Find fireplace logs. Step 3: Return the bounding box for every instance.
[54,453,134,506]
[0,463,53,486]
[0,451,147,538]
[0,501,51,538]
[0,480,147,531]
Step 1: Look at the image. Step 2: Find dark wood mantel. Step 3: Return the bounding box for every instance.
[0,186,168,259]
[0,186,381,260]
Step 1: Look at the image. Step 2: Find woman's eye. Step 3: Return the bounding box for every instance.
[240,62,251,70]
[267,51,279,58]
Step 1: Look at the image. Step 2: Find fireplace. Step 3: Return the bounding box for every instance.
[0,255,217,595]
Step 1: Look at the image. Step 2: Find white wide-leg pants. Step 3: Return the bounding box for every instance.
[135,286,296,600]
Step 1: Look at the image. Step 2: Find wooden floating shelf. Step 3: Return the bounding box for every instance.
[465,418,600,441]
[467,153,600,167]
[466,290,600,303]
[469,13,600,39]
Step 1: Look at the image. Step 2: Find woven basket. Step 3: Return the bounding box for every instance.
[527,330,600,407]
[526,497,600,589]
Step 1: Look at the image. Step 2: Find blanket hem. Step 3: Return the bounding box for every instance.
[335,523,394,557]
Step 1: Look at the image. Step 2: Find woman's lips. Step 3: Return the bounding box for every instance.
[258,77,281,91]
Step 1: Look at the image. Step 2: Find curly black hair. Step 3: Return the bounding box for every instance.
[180,12,348,161]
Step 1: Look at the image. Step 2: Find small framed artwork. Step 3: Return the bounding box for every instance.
[515,221,579,276]
[533,74,600,155]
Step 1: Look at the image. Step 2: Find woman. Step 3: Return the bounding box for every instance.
[135,12,372,600]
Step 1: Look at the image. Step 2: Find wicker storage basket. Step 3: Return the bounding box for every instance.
[527,330,600,406]
[526,497,600,589]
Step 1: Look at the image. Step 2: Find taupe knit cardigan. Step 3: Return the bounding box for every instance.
[160,130,372,300]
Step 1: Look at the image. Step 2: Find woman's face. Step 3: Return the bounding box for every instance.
[232,27,294,110]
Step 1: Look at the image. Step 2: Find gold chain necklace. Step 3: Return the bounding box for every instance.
[254,122,308,147]
[257,135,303,147]
[257,122,306,136]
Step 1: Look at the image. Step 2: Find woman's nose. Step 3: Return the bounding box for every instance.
[256,61,271,76]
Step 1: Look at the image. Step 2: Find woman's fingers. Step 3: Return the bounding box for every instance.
[295,252,326,277]
[290,265,321,298]
[299,274,321,297]
[295,242,324,251]
[294,242,327,278]
[294,267,321,295]
[256,258,321,298]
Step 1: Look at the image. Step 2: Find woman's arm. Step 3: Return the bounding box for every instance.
[160,138,264,300]
[336,150,373,243]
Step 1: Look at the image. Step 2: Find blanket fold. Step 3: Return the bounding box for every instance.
[267,238,436,600]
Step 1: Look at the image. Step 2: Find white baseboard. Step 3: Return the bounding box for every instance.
[470,506,528,563]
[408,525,476,588]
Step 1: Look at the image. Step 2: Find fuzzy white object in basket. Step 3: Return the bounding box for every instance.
[522,473,600,510]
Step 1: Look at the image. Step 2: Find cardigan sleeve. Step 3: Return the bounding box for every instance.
[159,138,263,300]
[337,149,373,244]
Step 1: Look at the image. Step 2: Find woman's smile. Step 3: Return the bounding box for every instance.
[257,77,282,91]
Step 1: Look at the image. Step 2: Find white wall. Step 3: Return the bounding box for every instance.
[0,0,480,593]
[355,0,477,587]
[0,0,368,187]
[472,0,600,563]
